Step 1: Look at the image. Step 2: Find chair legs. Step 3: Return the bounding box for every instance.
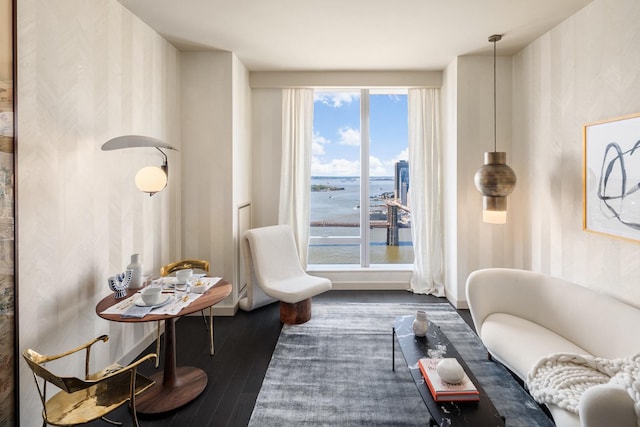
[200,308,215,355]
[280,298,312,324]
[155,321,162,368]
[208,307,215,355]
[128,399,140,427]
[201,309,208,329]
[100,416,123,426]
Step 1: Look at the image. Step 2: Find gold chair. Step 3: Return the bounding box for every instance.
[155,259,214,367]
[23,335,156,427]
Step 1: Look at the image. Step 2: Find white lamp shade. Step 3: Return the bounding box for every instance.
[483,209,507,224]
[135,166,167,194]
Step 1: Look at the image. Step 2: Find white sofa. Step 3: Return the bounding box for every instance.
[466,268,640,427]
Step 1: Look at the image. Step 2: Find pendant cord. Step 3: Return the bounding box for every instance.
[493,38,497,153]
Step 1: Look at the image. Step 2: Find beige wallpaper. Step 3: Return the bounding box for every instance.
[511,0,640,306]
[17,0,180,424]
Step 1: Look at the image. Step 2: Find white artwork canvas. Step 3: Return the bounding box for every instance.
[583,114,640,242]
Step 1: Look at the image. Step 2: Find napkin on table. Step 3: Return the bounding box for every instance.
[121,304,153,318]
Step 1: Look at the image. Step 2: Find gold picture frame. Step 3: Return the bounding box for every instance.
[583,113,640,243]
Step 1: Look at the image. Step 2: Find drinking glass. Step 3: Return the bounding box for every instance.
[175,281,189,302]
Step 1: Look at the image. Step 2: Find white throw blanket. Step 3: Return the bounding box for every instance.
[527,352,640,423]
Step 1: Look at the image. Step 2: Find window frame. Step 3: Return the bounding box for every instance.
[308,88,412,270]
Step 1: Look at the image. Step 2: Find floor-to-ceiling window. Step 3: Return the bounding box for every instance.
[308,89,413,267]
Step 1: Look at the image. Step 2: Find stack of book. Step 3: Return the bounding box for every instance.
[418,358,480,402]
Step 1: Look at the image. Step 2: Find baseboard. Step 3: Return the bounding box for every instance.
[445,293,469,309]
[117,331,158,365]
[310,268,412,291]
[330,281,409,290]
[177,303,238,317]
[212,304,238,316]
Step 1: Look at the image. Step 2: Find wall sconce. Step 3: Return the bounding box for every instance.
[474,34,517,224]
[102,135,177,196]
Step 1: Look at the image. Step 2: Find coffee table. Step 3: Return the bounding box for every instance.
[393,316,505,427]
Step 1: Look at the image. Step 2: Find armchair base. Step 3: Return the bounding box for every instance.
[280,298,311,324]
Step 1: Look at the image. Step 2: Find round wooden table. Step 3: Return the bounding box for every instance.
[96,279,232,414]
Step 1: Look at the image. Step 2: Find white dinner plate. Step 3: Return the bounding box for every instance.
[135,294,172,308]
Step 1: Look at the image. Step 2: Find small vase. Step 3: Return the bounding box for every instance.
[412,310,428,337]
[127,254,143,289]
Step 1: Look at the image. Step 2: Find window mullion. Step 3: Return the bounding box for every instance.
[360,89,370,268]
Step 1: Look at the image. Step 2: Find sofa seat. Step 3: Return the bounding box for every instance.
[481,313,589,379]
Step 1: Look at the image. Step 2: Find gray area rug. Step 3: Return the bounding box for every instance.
[248,302,553,427]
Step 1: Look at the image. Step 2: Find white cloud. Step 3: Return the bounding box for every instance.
[314,92,358,108]
[312,131,330,156]
[369,156,389,176]
[391,148,408,164]
[338,127,360,146]
[311,156,360,176]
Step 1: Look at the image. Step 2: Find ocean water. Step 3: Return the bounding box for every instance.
[309,176,414,265]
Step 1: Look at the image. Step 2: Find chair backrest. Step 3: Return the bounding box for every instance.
[245,225,306,284]
[161,259,210,277]
[23,335,156,427]
[239,233,277,310]
[22,349,88,394]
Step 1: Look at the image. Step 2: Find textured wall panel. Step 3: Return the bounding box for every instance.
[17,0,180,424]
[512,0,640,306]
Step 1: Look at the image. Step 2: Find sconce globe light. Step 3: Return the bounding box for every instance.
[102,135,177,197]
[135,166,168,194]
[474,34,517,224]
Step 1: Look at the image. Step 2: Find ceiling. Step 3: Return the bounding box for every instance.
[117,0,593,72]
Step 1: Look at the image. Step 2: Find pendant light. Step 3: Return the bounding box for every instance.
[474,34,516,224]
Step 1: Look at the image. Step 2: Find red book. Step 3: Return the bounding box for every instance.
[418,358,480,402]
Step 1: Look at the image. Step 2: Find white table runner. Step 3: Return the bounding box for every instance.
[100,277,221,317]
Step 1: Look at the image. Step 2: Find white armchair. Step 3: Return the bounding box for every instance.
[243,224,332,324]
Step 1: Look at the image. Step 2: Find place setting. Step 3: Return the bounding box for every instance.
[100,269,223,319]
[120,287,172,318]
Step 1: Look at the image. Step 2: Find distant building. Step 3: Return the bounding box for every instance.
[395,160,409,206]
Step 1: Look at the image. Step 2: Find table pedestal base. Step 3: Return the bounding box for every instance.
[135,366,207,414]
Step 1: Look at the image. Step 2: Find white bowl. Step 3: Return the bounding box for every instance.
[141,287,162,305]
[191,280,206,293]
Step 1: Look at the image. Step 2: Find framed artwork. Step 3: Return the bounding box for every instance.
[583,113,640,242]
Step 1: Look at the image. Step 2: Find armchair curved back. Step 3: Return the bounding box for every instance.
[161,259,210,276]
[22,335,156,426]
[23,349,90,394]
[245,224,306,284]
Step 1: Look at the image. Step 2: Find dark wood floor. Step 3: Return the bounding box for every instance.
[93,290,474,427]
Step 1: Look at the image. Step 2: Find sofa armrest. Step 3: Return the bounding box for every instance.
[578,384,636,427]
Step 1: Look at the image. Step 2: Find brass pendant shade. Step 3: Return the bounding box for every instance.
[474,151,517,224]
[475,34,516,224]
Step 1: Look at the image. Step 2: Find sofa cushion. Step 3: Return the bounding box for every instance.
[547,404,580,427]
[480,313,590,380]
[579,383,636,427]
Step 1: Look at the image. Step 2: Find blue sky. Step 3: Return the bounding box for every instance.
[312,91,408,177]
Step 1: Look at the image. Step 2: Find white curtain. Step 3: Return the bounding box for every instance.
[279,88,314,268]
[408,88,445,296]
